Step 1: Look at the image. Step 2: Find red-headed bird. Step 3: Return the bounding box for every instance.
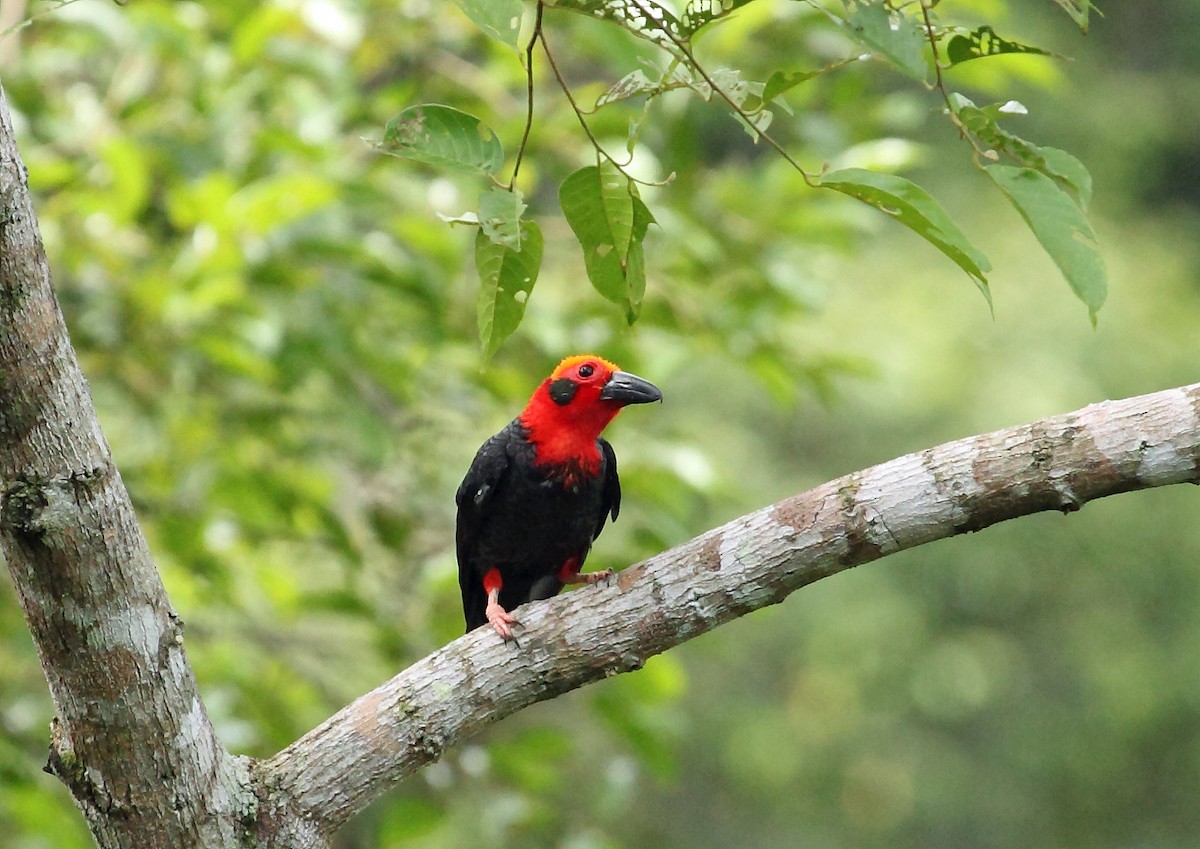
[456,355,662,640]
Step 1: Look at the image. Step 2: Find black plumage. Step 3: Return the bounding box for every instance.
[454,355,660,640]
[455,420,620,632]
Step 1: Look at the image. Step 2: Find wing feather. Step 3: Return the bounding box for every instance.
[456,426,516,629]
[595,438,622,540]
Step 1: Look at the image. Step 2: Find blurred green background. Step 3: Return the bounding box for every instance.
[2,1,1199,847]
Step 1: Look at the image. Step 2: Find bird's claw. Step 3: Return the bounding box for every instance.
[485,602,521,643]
[565,568,614,587]
[585,568,615,587]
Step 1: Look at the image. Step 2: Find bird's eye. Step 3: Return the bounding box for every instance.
[578,363,595,378]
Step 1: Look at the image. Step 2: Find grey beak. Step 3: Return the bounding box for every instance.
[599,370,663,405]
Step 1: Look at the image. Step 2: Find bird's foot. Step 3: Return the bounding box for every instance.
[485,601,520,642]
[567,568,614,587]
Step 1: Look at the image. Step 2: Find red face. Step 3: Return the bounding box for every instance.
[544,356,621,412]
[520,354,661,473]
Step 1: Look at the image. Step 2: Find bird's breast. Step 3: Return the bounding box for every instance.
[473,460,605,570]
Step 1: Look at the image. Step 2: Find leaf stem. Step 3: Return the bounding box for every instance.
[538,24,647,184]
[509,1,544,191]
[918,0,992,165]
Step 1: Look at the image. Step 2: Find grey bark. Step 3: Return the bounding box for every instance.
[0,81,264,848]
[3,76,1200,848]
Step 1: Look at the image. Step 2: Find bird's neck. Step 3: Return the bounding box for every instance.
[519,387,620,475]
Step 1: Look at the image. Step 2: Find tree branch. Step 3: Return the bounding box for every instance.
[260,381,1200,836]
[0,81,269,849]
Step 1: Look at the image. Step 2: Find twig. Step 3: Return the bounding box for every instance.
[538,26,645,182]
[919,0,993,165]
[627,0,817,185]
[508,1,544,190]
[0,0,83,42]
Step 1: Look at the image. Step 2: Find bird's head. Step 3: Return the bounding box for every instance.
[521,354,662,470]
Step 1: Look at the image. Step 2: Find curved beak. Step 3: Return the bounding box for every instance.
[599,370,663,405]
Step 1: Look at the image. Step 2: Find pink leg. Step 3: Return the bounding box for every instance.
[482,568,518,641]
[557,556,613,587]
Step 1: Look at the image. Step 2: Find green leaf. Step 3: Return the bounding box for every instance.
[762,69,821,103]
[818,168,992,304]
[478,187,527,251]
[986,165,1106,321]
[1037,147,1093,210]
[760,56,868,103]
[598,164,635,264]
[596,69,691,108]
[842,1,927,81]
[954,98,1045,167]
[597,70,657,107]
[378,104,504,174]
[475,221,543,359]
[951,96,1094,209]
[945,26,1054,67]
[559,164,655,323]
[678,0,759,40]
[454,0,524,49]
[550,0,684,53]
[554,0,757,48]
[687,68,774,136]
[690,67,746,103]
[625,198,653,321]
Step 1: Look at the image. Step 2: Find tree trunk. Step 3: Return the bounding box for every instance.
[0,80,266,848]
[3,77,1199,847]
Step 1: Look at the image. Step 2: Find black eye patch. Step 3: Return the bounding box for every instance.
[549,378,578,405]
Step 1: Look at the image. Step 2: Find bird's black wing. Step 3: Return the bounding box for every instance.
[456,425,517,629]
[595,437,622,541]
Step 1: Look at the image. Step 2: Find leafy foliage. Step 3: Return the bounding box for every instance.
[596,69,684,108]
[944,26,1055,67]
[948,94,1106,317]
[816,168,992,302]
[475,220,543,358]
[379,104,505,174]
[478,186,529,251]
[951,96,1094,209]
[381,0,1107,354]
[985,165,1106,321]
[559,163,655,322]
[548,0,757,49]
[453,0,524,49]
[838,0,928,81]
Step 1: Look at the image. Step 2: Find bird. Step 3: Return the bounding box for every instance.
[456,354,662,640]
